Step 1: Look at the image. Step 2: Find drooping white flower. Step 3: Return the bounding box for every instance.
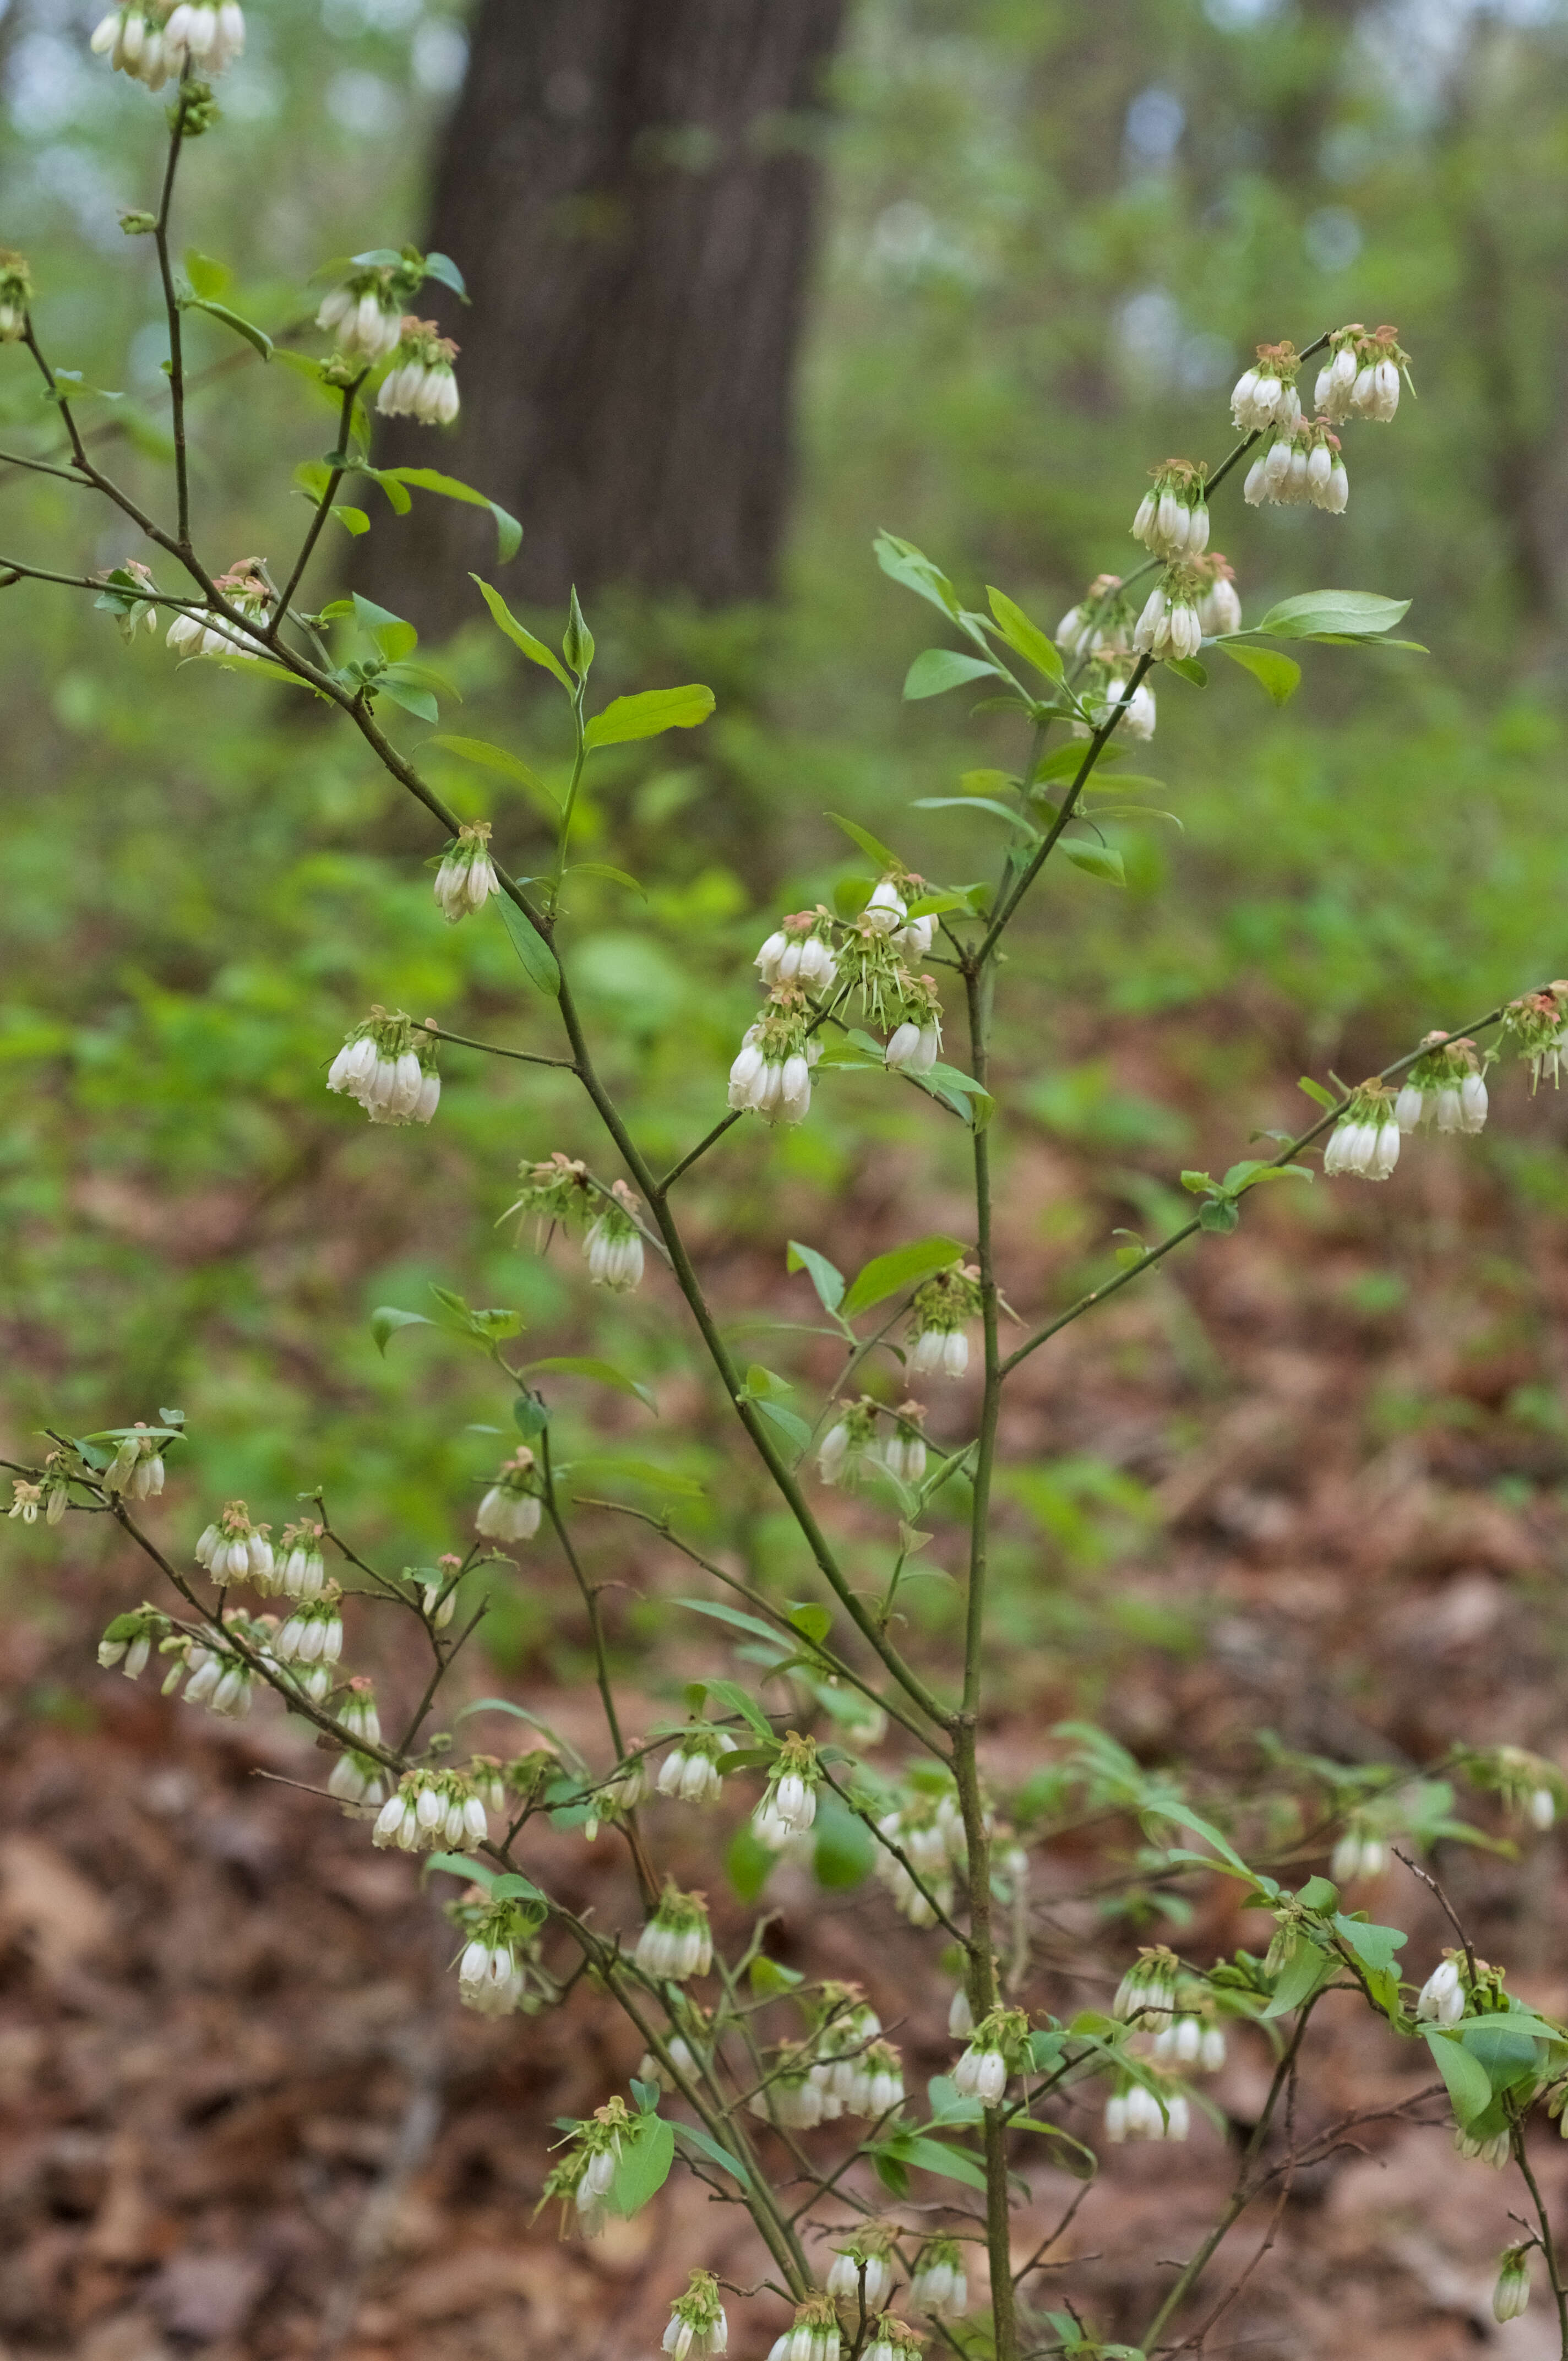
[317,273,406,365]
[476,1449,542,1544]
[635,1887,713,1981]
[1494,2248,1532,2323]
[433,821,499,922]
[1131,463,1210,561]
[377,320,460,425]
[1415,1956,1465,2028]
[910,2240,968,2320]
[1231,340,1303,432]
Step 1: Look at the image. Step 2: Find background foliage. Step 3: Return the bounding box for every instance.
[1,0,1566,1660]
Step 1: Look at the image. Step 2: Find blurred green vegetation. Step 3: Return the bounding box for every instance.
[1,0,1565,1668]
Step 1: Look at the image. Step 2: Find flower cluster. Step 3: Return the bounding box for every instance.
[373,1769,489,1854]
[0,250,31,342]
[826,2227,896,2310]
[1192,552,1242,638]
[584,1180,645,1293]
[1229,340,1304,433]
[1104,2080,1191,2142]
[729,994,821,1123]
[195,1500,274,1587]
[96,1605,169,1680]
[874,1781,969,1924]
[455,1899,536,2018]
[165,1630,255,1718]
[167,560,273,662]
[766,2298,842,2361]
[104,1422,167,1498]
[1415,1955,1467,2030]
[753,1733,820,1849]
[1113,1945,1180,2025]
[1132,573,1202,662]
[475,1448,543,1543]
[663,2270,729,2361]
[909,2239,968,2320]
[1243,418,1348,514]
[91,1,244,88]
[1392,1035,1489,1137]
[502,1151,594,1241]
[1502,982,1568,1089]
[1326,1039,1491,1182]
[1130,459,1210,560]
[952,2003,1030,2104]
[316,268,410,366]
[540,2098,634,2240]
[433,821,499,921]
[757,911,839,993]
[1494,2246,1532,2324]
[377,320,460,426]
[657,1727,738,1804]
[326,1008,441,1127]
[907,1266,980,1379]
[861,2319,923,2361]
[270,1596,345,1698]
[1330,1820,1387,1881]
[635,1886,714,1981]
[1313,323,1409,424]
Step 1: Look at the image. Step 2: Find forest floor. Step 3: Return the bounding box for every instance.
[6,1029,1568,2361]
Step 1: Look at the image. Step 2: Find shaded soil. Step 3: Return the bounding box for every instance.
[7,1053,1568,2361]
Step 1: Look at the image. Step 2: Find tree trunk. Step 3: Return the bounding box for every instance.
[359,0,847,635]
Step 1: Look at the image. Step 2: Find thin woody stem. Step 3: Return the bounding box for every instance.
[270,373,367,630]
[999,999,1513,1379]
[151,106,192,547]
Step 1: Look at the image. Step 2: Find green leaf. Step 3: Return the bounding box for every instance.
[813,1795,874,1889]
[1034,742,1119,785]
[471,576,573,688]
[568,862,645,897]
[371,1305,434,1356]
[1297,1076,1338,1112]
[1424,2027,1493,2125]
[902,648,1001,701]
[911,796,1037,835]
[183,248,232,300]
[524,1356,655,1411]
[752,1396,814,1452]
[423,1850,499,1885]
[700,1678,775,1741]
[672,2120,751,2188]
[1255,590,1411,641]
[569,1456,704,1498]
[902,890,973,920]
[986,587,1063,681]
[743,1362,794,1402]
[789,1602,831,1644]
[750,1956,804,2000]
[429,734,556,810]
[496,896,561,997]
[377,673,438,723]
[1163,656,1207,686]
[607,2112,675,2215]
[1198,1197,1240,1233]
[1261,1940,1334,2018]
[1295,1875,1340,1912]
[873,530,962,621]
[1221,1160,1311,1194]
[331,503,370,537]
[422,250,468,301]
[1331,1914,1408,1975]
[1217,641,1301,705]
[351,593,418,663]
[879,2133,989,2191]
[916,1062,997,1132]
[826,813,901,870]
[185,296,272,360]
[584,685,715,748]
[375,466,521,562]
[787,1240,846,1314]
[675,1597,785,1647]
[842,1234,966,1318]
[1061,841,1125,886]
[726,1823,775,1904]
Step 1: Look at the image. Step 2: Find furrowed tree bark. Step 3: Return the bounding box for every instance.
[359,0,847,634]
